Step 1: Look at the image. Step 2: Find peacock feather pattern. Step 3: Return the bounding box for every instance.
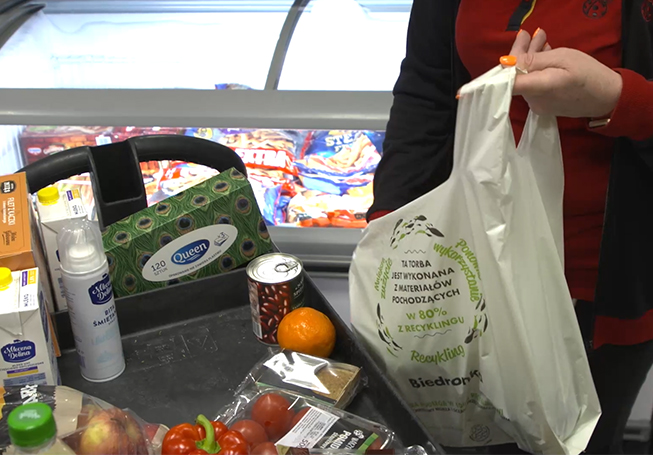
[103,168,274,297]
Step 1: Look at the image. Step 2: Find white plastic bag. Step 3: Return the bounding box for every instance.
[350,65,600,454]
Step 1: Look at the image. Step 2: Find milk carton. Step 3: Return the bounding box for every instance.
[0,267,60,386]
[0,173,55,314]
[35,187,87,311]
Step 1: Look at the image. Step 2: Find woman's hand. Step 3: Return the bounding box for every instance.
[506,29,623,119]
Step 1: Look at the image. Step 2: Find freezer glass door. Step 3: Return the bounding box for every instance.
[278,0,411,90]
[0,1,292,89]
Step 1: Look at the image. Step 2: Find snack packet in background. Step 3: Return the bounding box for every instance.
[247,170,296,226]
[0,385,167,455]
[215,83,254,90]
[215,387,395,453]
[239,349,364,409]
[184,128,306,176]
[287,184,372,228]
[155,160,219,201]
[19,126,115,165]
[295,131,382,195]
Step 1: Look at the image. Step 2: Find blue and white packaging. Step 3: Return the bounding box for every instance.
[58,218,125,383]
[0,268,60,386]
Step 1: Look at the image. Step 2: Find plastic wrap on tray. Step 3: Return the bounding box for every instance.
[215,387,395,454]
[0,385,167,455]
[240,350,364,409]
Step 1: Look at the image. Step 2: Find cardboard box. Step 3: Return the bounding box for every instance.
[0,268,60,386]
[0,173,55,314]
[36,189,88,311]
[103,168,274,297]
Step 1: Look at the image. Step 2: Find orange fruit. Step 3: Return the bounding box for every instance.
[277,308,336,358]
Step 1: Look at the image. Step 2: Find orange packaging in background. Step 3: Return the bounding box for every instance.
[0,173,61,356]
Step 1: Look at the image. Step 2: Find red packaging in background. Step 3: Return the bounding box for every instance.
[19,126,114,164]
[113,126,186,141]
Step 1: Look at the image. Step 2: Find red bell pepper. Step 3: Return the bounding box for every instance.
[162,415,222,455]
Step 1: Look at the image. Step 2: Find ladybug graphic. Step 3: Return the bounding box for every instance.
[583,0,609,18]
[643,0,653,22]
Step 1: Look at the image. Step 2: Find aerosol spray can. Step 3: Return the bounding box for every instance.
[57,218,125,382]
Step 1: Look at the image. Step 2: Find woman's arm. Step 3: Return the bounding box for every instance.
[593,69,653,141]
[367,0,458,220]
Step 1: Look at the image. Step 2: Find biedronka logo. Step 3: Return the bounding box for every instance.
[374,214,489,358]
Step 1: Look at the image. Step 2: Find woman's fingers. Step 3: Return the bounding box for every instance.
[508,29,531,57]
[528,28,548,53]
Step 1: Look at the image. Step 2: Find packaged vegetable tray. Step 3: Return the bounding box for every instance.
[215,387,395,454]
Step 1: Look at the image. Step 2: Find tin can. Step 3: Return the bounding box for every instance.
[247,253,305,345]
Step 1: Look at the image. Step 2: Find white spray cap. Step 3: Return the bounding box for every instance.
[57,218,106,274]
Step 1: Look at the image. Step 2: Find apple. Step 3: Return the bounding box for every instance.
[76,408,148,455]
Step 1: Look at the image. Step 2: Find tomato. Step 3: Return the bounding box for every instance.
[251,393,295,441]
[218,430,249,454]
[196,420,228,442]
[251,442,278,455]
[289,408,310,429]
[230,420,268,447]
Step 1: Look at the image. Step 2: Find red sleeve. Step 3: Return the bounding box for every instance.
[592,69,653,141]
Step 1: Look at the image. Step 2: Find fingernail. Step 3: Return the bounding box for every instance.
[455,94,460,100]
[544,41,550,48]
[500,55,517,66]
[533,27,541,38]
[517,29,524,36]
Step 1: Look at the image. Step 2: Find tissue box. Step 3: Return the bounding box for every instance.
[103,168,274,297]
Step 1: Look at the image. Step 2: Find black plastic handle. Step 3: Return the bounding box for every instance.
[19,134,247,228]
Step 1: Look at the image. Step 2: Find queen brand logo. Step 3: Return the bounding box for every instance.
[171,239,210,265]
[2,340,36,363]
[88,274,113,305]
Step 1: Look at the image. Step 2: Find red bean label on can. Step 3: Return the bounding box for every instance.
[246,253,305,345]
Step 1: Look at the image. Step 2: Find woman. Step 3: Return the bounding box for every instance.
[368,1,653,453]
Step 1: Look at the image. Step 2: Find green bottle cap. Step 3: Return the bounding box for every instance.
[8,403,57,448]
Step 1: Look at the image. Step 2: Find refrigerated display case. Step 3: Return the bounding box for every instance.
[0,0,406,261]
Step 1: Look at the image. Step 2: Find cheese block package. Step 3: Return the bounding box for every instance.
[103,168,274,298]
[238,349,364,409]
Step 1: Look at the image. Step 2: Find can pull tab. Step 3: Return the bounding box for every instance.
[275,261,299,274]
